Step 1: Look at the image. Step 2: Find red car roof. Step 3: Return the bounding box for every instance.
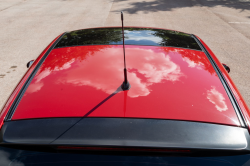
[12,45,240,126]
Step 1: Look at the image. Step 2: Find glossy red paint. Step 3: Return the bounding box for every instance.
[0,34,62,129]
[11,45,240,126]
[197,36,250,129]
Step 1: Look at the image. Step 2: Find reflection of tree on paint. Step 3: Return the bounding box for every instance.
[55,47,183,98]
[38,45,111,73]
[29,45,113,94]
[180,49,216,75]
[31,46,184,98]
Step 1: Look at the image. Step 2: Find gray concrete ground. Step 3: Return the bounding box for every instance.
[0,0,250,110]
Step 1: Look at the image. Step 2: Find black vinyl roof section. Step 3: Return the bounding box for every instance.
[55,28,202,51]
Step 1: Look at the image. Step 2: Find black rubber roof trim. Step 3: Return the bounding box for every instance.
[5,33,67,121]
[1,118,250,151]
[192,35,247,127]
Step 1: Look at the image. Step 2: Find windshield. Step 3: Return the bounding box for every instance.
[1,146,250,166]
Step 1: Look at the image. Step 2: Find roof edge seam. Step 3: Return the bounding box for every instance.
[5,32,67,121]
[192,34,247,128]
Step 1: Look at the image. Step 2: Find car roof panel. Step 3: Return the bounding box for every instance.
[12,45,240,126]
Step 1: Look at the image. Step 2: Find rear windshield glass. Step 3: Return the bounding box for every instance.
[1,146,250,166]
[55,28,201,51]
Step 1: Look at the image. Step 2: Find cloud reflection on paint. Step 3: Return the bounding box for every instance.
[26,59,75,94]
[207,86,228,112]
[56,47,183,98]
[28,46,184,98]
[181,49,216,75]
[182,57,199,68]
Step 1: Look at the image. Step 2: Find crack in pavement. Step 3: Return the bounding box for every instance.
[0,0,25,12]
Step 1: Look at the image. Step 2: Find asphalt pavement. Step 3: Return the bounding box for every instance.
[0,0,250,110]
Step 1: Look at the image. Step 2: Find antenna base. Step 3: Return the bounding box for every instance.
[121,81,131,91]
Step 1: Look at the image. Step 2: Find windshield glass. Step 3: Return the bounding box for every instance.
[1,146,250,166]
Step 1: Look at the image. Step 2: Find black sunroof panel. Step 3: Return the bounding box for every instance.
[55,28,201,50]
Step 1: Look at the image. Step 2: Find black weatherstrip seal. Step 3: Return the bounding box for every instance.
[5,33,67,121]
[192,35,247,127]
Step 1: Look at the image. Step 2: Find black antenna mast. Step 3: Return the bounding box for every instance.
[121,11,131,90]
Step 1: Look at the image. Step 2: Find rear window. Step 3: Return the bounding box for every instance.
[1,146,250,166]
[55,28,201,51]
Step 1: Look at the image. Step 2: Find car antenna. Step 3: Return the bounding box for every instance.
[121,11,131,90]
